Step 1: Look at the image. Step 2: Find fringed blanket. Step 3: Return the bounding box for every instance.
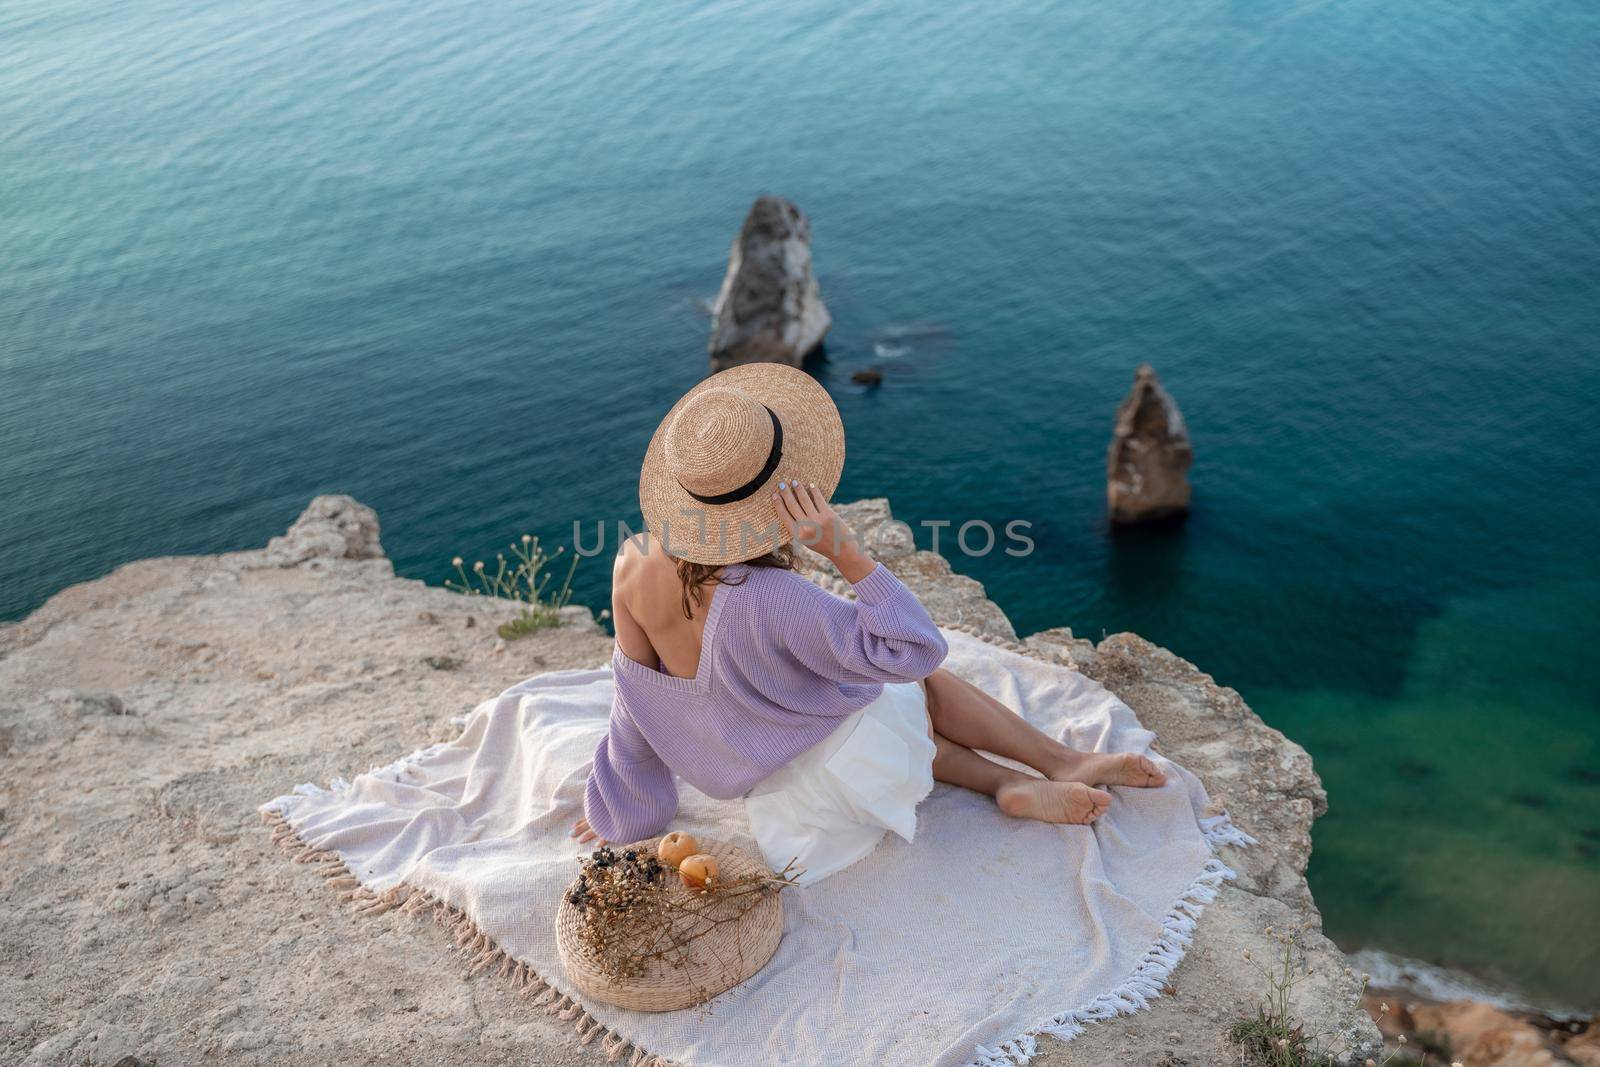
[262,628,1251,1067]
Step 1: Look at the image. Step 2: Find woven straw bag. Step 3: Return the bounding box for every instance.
[555,836,784,1012]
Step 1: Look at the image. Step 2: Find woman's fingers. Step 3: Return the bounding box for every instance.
[776,482,808,527]
[799,483,823,519]
[805,483,827,514]
[775,481,839,550]
[805,484,832,551]
[795,484,829,545]
[772,485,799,531]
[793,481,822,520]
[783,481,805,518]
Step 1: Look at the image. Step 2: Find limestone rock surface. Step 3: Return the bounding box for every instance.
[263,494,385,566]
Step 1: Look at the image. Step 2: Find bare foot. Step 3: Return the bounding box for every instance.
[995,779,1112,825]
[1049,751,1166,789]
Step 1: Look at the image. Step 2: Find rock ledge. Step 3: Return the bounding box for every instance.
[0,495,1378,1066]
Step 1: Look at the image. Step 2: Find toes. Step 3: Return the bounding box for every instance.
[1125,754,1166,786]
[1070,784,1112,823]
[1089,787,1111,819]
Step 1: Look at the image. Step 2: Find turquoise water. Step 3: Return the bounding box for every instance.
[3,0,1597,1006]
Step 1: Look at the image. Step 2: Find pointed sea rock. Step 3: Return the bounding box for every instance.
[1107,364,1194,524]
[708,197,831,371]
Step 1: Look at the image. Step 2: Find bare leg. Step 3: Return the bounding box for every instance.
[924,668,1165,788]
[932,731,1110,825]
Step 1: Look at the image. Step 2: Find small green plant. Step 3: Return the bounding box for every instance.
[1229,1011,1310,1067]
[1227,925,1462,1067]
[1228,924,1317,1067]
[446,533,579,639]
[1228,921,1318,1062]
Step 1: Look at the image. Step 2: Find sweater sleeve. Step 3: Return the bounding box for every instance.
[583,701,678,843]
[780,563,948,685]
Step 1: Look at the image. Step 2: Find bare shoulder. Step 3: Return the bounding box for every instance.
[613,533,678,613]
[614,531,650,572]
[614,532,666,576]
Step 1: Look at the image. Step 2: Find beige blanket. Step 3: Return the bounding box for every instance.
[262,629,1250,1067]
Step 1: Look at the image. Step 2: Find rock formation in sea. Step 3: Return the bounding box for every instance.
[0,494,1380,1065]
[1369,993,1598,1065]
[1106,363,1194,524]
[708,196,831,372]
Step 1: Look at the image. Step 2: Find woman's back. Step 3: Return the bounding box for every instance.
[611,534,709,679]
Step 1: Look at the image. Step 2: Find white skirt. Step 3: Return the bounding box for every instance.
[744,681,937,885]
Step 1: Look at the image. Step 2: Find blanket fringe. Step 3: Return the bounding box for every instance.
[945,622,1255,1066]
[964,856,1239,1066]
[258,808,687,1067]
[261,616,1253,1067]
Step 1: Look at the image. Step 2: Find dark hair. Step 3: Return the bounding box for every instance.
[675,545,796,619]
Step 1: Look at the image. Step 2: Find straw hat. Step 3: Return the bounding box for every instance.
[639,364,844,565]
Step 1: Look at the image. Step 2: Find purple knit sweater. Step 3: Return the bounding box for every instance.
[582,562,948,843]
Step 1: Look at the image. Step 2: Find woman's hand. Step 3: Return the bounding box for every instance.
[774,482,875,582]
[570,816,606,845]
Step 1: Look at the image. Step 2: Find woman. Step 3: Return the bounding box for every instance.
[573,364,1164,883]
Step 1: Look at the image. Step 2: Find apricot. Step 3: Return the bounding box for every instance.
[657,831,699,868]
[678,853,718,890]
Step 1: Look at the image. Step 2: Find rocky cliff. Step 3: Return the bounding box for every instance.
[0,495,1378,1066]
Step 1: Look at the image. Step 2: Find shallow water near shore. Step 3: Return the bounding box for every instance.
[3,0,1598,1007]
